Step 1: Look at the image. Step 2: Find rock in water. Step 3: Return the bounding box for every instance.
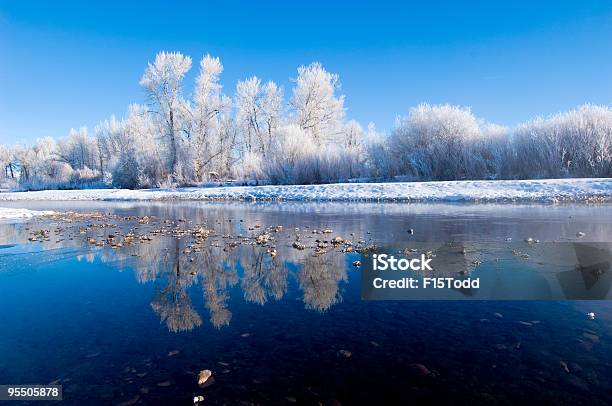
[198,369,212,385]
[337,349,352,358]
[116,395,140,406]
[409,363,432,376]
[560,360,570,373]
[292,241,306,250]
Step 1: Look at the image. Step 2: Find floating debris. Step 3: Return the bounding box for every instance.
[576,231,586,238]
[587,312,596,320]
[193,395,205,404]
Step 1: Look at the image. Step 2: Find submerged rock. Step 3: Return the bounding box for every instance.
[337,349,352,358]
[560,360,570,373]
[409,363,433,376]
[116,395,140,406]
[198,369,213,385]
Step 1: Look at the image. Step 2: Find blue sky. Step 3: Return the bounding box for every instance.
[1,0,611,145]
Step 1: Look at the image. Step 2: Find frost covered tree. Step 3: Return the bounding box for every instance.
[139,51,192,179]
[94,115,123,179]
[290,62,345,145]
[0,145,14,179]
[56,127,99,172]
[235,76,283,156]
[4,48,610,190]
[188,54,233,181]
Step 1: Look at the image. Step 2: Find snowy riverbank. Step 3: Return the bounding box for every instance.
[0,178,610,203]
[0,208,54,219]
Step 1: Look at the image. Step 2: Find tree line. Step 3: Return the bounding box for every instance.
[1,51,610,190]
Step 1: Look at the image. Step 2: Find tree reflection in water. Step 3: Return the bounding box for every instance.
[150,241,202,332]
[124,235,349,332]
[0,212,367,332]
[240,245,288,305]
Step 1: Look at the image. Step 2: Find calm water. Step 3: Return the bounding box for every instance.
[1,201,611,405]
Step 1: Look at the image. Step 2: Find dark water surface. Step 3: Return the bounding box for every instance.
[0,201,611,405]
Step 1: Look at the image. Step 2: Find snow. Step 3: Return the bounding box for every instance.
[0,208,54,219]
[0,179,610,203]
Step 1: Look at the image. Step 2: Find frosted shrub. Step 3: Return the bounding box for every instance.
[236,151,264,183]
[390,104,500,180]
[511,105,612,178]
[112,149,140,189]
[263,125,318,184]
[363,124,396,179]
[70,166,99,182]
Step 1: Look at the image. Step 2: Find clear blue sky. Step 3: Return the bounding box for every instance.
[1,0,611,145]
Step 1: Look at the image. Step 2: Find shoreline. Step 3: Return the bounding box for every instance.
[0,178,610,204]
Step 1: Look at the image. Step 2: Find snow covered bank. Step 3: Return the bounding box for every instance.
[0,208,54,219]
[0,179,610,203]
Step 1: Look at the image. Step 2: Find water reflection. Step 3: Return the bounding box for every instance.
[2,203,612,405]
[49,212,357,331]
[1,203,612,333]
[150,243,202,332]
